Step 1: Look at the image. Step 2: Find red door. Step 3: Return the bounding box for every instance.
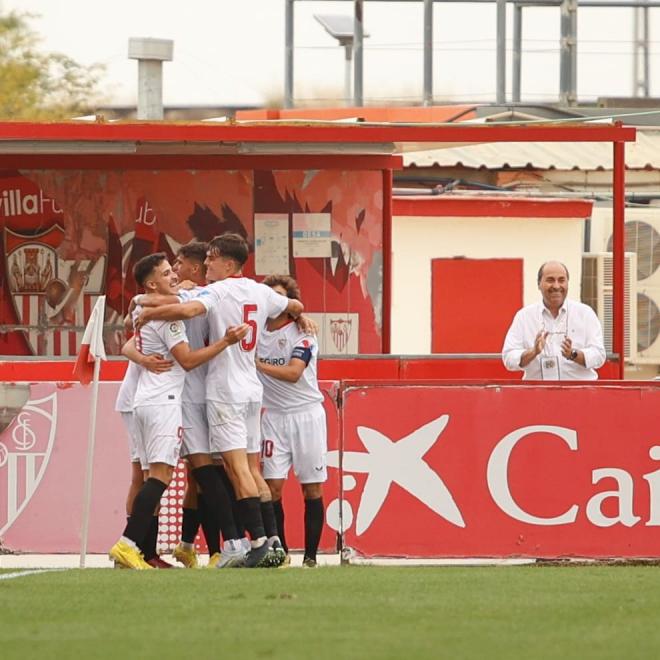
[431,258,523,353]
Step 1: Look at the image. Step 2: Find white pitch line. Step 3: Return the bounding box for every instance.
[0,568,67,581]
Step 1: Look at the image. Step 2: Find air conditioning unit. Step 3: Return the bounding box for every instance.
[581,252,637,361]
[601,211,660,364]
[636,281,660,364]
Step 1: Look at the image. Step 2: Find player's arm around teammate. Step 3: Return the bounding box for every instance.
[135,299,207,329]
[121,342,174,374]
[123,329,247,373]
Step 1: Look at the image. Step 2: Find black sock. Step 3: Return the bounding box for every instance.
[304,497,324,562]
[193,465,239,544]
[260,500,278,539]
[237,497,265,541]
[216,465,245,537]
[141,515,159,561]
[123,478,167,548]
[198,493,220,556]
[273,499,288,553]
[181,507,200,545]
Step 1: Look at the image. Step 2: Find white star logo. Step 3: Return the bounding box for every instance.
[328,414,465,535]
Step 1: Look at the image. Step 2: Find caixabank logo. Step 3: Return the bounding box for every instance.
[326,415,465,535]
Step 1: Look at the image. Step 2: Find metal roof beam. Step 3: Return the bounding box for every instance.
[0,122,636,146]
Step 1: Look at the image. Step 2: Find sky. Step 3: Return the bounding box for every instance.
[4,0,658,109]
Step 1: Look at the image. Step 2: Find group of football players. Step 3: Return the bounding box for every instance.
[109,233,327,570]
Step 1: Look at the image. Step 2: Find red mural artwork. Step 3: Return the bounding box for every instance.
[0,171,66,356]
[259,170,384,353]
[1,168,383,356]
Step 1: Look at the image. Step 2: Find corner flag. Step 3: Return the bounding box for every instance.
[73,296,107,385]
[74,295,107,568]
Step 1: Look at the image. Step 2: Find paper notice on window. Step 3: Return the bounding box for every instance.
[254,213,290,275]
[292,213,332,258]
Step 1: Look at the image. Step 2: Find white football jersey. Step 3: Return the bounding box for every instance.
[257,321,323,412]
[195,276,289,403]
[133,312,188,407]
[178,286,209,404]
[115,306,143,412]
[114,359,140,412]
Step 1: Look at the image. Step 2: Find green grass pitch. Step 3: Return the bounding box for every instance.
[2,565,660,660]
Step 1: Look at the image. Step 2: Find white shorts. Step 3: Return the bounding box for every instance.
[181,402,210,456]
[207,401,261,454]
[134,404,183,468]
[120,411,140,463]
[261,403,327,484]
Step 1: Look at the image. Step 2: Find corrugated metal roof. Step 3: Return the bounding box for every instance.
[403,129,660,171]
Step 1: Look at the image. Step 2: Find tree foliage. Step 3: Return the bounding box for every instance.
[0,12,104,120]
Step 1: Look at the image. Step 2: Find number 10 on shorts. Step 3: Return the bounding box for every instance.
[261,439,274,458]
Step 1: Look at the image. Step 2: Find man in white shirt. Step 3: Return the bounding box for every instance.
[256,275,327,568]
[114,351,173,568]
[136,234,303,568]
[502,261,606,380]
[109,252,247,570]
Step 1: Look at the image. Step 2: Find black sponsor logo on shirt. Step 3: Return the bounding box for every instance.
[260,357,287,366]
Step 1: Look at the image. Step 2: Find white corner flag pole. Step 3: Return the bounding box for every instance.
[79,296,107,569]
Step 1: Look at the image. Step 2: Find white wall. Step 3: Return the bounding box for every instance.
[391,215,584,354]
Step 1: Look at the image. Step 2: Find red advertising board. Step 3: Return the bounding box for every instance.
[3,377,659,559]
[339,383,660,558]
[0,381,339,554]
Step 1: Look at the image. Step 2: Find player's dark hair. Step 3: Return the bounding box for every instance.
[208,233,249,266]
[133,252,167,288]
[262,274,301,301]
[178,241,208,265]
[178,241,208,277]
[537,261,570,285]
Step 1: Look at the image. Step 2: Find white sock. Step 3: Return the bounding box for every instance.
[119,536,137,549]
[251,536,267,549]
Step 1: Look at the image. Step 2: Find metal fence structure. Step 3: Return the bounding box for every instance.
[285,0,656,107]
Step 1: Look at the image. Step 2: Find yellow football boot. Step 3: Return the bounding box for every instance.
[108,541,153,570]
[207,552,222,568]
[172,543,199,569]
